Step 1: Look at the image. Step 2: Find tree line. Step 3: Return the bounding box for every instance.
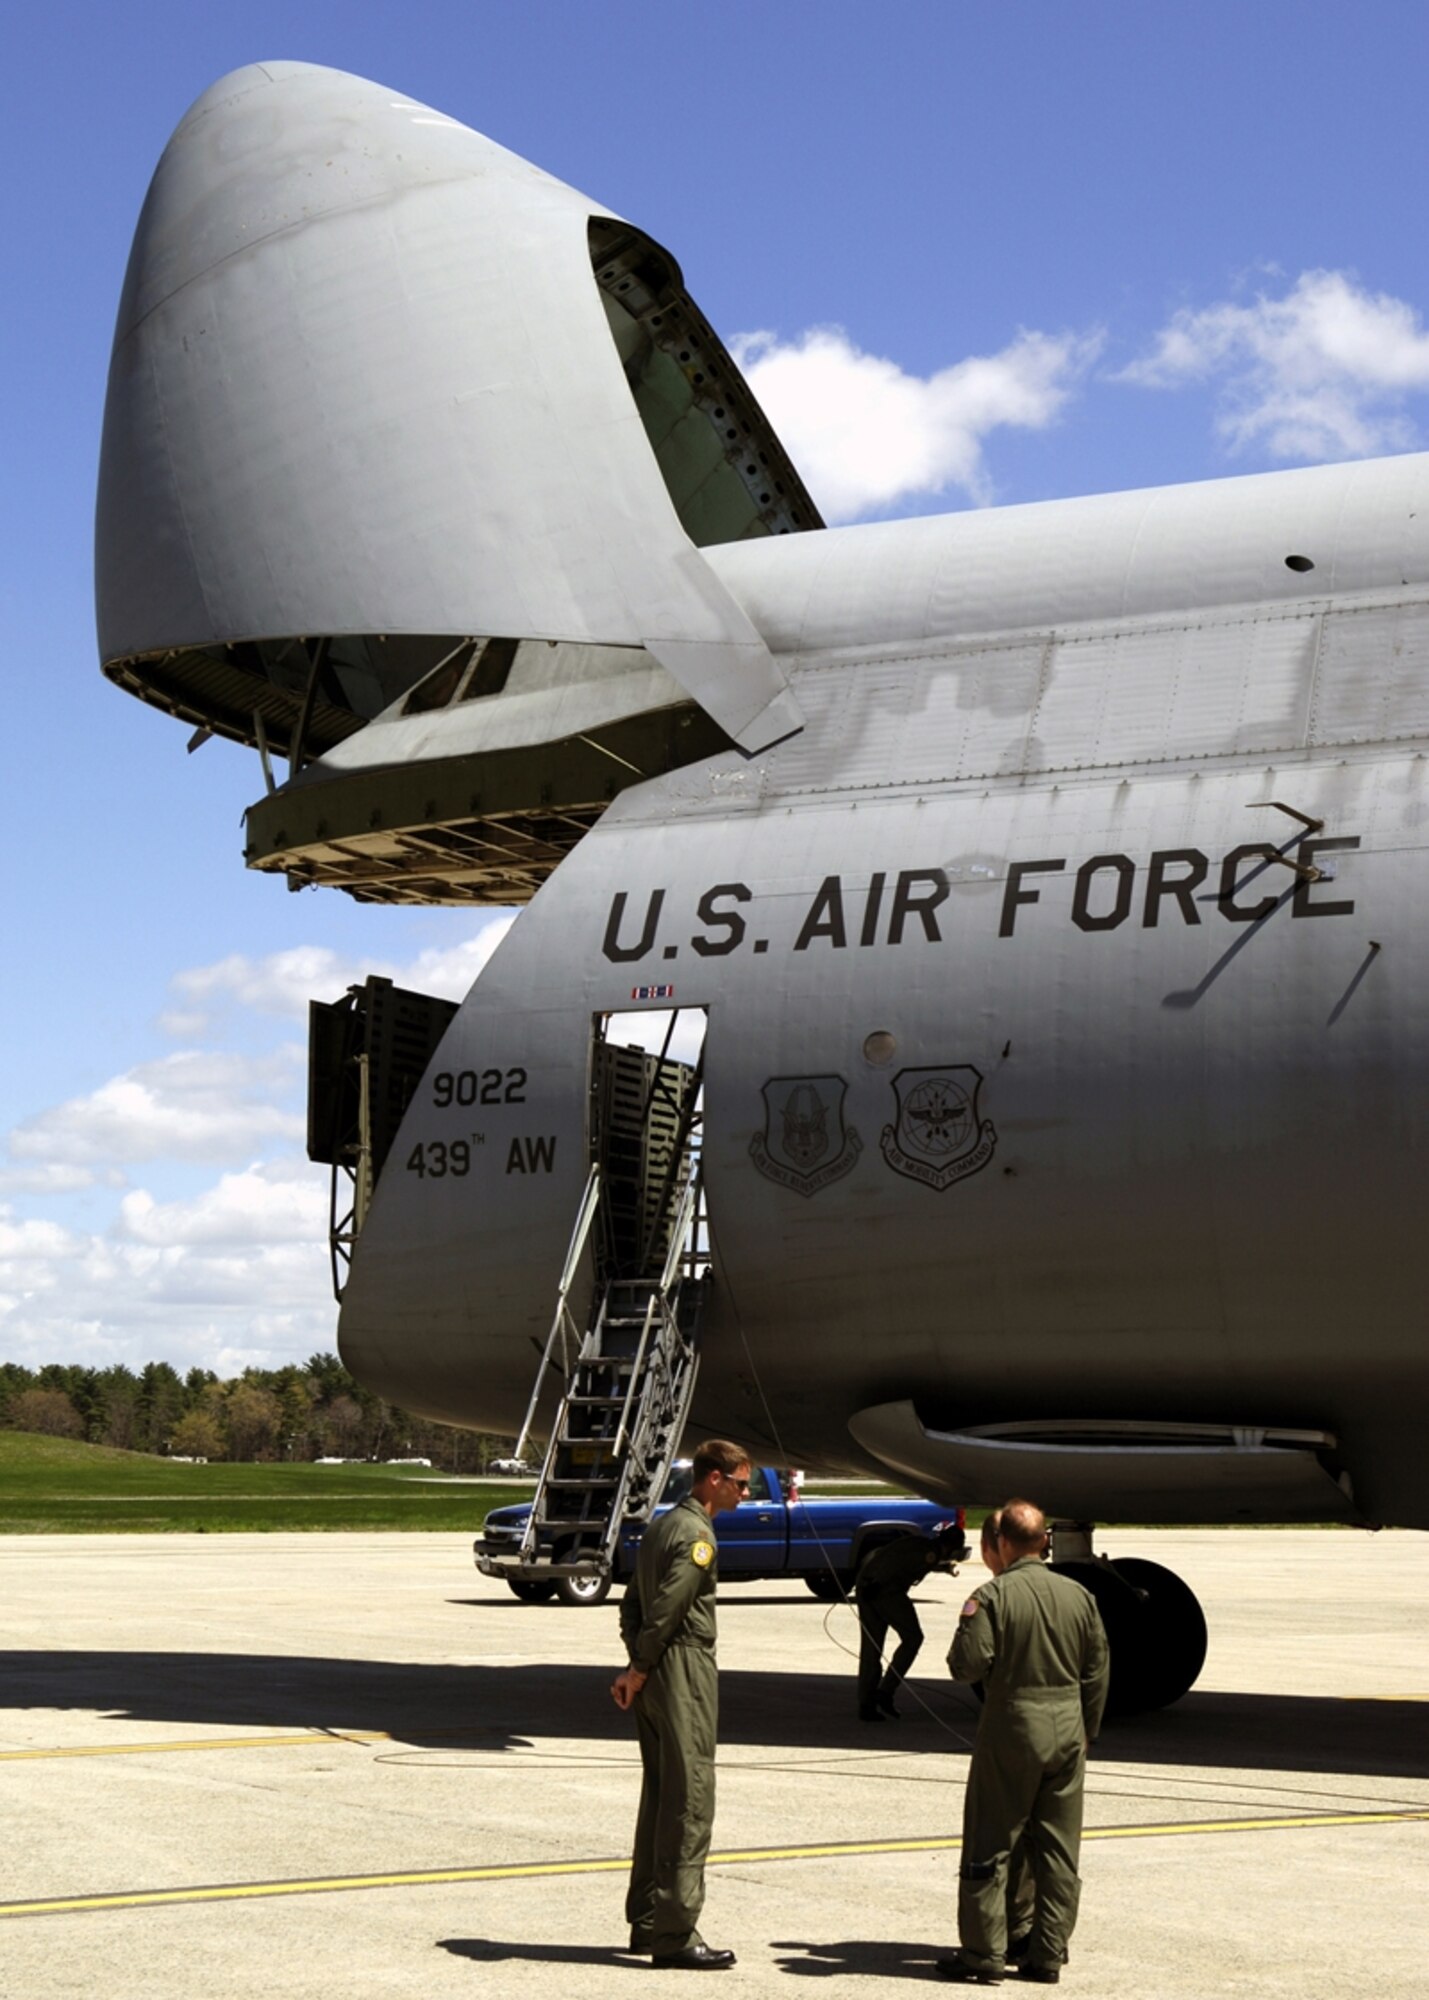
[0,1355,515,1470]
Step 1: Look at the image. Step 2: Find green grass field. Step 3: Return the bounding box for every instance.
[0,1431,530,1533]
[0,1433,904,1533]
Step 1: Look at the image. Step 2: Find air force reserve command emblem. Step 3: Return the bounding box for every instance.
[880,1065,997,1191]
[749,1076,863,1197]
[691,1540,715,1568]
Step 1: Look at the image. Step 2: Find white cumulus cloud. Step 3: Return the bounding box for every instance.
[731,323,1102,519]
[0,915,521,1371]
[169,914,516,1027]
[0,1171,337,1372]
[0,1162,114,1196]
[5,1048,305,1168]
[1121,269,1429,459]
[117,1159,328,1248]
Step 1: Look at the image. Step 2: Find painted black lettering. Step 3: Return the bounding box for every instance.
[1219,844,1280,923]
[998,859,1066,938]
[691,882,751,957]
[1292,837,1360,918]
[888,869,948,944]
[794,876,848,950]
[859,873,887,947]
[527,1135,557,1172]
[505,1137,526,1175]
[602,889,665,963]
[1143,849,1209,927]
[1071,854,1135,932]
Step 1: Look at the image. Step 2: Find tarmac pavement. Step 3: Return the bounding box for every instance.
[0,1528,1425,1997]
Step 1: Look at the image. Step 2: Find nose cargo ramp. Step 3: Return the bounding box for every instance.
[97,62,818,905]
[475,1026,708,1605]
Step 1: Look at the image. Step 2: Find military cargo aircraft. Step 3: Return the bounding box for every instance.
[97,61,1427,1711]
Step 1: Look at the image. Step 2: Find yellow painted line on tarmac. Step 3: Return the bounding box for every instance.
[0,1731,390,1763]
[2,1808,1424,1920]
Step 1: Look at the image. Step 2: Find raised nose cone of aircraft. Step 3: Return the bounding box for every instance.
[94,59,636,672]
[109,61,563,343]
[96,60,805,756]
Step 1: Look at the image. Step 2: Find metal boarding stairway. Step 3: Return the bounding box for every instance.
[477,1156,708,1600]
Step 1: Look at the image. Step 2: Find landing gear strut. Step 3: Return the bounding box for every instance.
[1051,1523,1207,1715]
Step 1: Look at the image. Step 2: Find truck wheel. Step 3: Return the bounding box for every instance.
[805,1570,850,1602]
[505,1579,557,1603]
[555,1568,613,1608]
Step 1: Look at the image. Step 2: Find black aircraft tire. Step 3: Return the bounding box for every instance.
[1107,1557,1208,1712]
[1055,1557,1207,1716]
[505,1579,557,1604]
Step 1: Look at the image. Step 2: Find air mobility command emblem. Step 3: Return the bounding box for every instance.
[691,1540,715,1568]
[880,1066,997,1191]
[749,1076,863,1196]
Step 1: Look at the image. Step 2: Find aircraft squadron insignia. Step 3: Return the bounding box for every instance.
[750,1076,863,1197]
[880,1066,997,1192]
[691,1540,715,1568]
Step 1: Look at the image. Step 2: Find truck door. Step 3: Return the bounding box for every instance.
[712,1466,789,1574]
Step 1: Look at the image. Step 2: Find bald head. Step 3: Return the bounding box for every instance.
[997,1499,1048,1558]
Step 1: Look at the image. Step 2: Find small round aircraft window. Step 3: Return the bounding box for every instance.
[1284,554,1315,573]
[863,1030,897,1066]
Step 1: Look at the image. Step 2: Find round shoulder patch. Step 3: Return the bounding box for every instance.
[960,1597,981,1618]
[691,1540,715,1568]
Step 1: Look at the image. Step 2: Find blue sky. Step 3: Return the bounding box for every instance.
[6,0,1429,1373]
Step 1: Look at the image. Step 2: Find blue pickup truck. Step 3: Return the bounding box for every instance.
[476,1464,968,1606]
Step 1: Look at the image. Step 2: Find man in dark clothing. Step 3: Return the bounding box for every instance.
[941,1499,1109,1987]
[611,1439,750,1970]
[855,1527,963,1720]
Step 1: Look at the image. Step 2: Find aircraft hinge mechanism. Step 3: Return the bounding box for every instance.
[1246,801,1328,880]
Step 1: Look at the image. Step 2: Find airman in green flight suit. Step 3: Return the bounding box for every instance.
[941,1499,1110,1986]
[611,1438,750,1971]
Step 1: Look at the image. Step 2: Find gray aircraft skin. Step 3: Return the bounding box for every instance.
[98,63,1427,1558]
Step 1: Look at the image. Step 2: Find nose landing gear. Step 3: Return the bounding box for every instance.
[1051,1523,1208,1715]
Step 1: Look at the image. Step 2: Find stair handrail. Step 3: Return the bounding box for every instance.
[659,1168,702,1297]
[513,1163,602,1464]
[612,1284,664,1463]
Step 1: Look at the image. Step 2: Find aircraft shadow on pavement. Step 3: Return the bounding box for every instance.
[1095,1688,1429,1782]
[0,1652,1423,1778]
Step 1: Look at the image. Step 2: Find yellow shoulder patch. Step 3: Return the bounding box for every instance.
[691,1540,715,1569]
